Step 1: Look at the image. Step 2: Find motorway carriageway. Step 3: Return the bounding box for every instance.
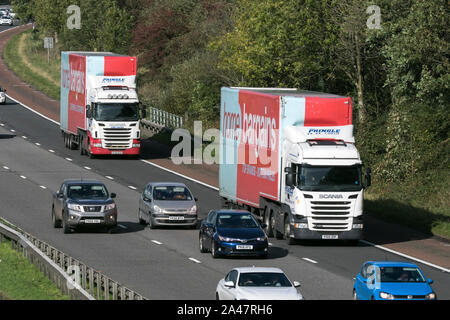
[0,96,449,299]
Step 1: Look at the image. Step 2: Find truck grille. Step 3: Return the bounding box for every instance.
[103,128,132,149]
[309,200,352,231]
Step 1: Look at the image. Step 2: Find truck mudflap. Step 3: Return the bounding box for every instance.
[290,217,364,240]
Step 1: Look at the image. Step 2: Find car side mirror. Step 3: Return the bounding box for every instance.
[194,197,198,202]
[143,196,151,202]
[260,223,267,229]
[224,281,235,288]
[293,281,301,288]
[110,193,116,199]
[427,278,433,284]
[57,192,64,199]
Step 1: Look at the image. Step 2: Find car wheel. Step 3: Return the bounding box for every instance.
[52,206,61,228]
[62,214,72,234]
[211,240,219,259]
[264,207,274,238]
[138,209,146,225]
[352,290,358,300]
[284,216,296,245]
[148,215,156,229]
[216,292,220,300]
[199,235,208,253]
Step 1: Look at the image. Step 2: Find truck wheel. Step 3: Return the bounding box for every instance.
[80,136,86,155]
[264,206,274,237]
[284,216,296,245]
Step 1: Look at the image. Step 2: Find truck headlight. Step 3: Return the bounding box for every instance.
[379,292,394,300]
[104,203,116,211]
[294,223,308,229]
[68,203,83,212]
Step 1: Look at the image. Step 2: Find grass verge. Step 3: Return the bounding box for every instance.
[0,239,70,300]
[3,29,60,100]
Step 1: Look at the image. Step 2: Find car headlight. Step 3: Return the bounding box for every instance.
[426,292,436,300]
[379,292,395,300]
[256,236,268,241]
[68,203,83,212]
[104,203,116,211]
[189,205,197,215]
[218,235,239,242]
[153,205,163,214]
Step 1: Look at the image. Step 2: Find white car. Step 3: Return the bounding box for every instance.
[0,16,12,26]
[0,87,6,104]
[216,267,304,300]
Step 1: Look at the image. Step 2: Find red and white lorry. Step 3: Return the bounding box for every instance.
[219,87,371,243]
[60,52,144,157]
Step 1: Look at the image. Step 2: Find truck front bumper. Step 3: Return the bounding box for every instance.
[291,216,364,240]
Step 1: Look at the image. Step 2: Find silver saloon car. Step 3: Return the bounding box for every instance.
[138,182,198,228]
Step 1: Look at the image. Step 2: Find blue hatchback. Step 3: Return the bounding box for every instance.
[353,261,437,300]
[199,210,269,258]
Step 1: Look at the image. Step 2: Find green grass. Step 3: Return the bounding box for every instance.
[3,30,61,100]
[365,165,450,239]
[0,239,70,300]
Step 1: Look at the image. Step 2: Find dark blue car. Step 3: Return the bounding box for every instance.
[353,261,437,300]
[199,210,269,258]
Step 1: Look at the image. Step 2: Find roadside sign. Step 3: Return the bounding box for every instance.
[44,37,54,49]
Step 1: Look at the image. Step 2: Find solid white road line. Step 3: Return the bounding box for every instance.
[359,240,450,273]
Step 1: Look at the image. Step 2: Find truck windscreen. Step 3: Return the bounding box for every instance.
[94,103,139,121]
[296,165,362,192]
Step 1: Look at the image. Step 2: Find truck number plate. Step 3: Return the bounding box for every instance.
[236,245,253,250]
[322,235,338,240]
[85,219,101,224]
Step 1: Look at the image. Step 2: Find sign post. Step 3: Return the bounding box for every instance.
[43,37,54,64]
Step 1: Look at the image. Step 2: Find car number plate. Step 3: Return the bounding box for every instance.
[111,151,123,155]
[85,219,101,224]
[322,235,338,239]
[169,216,184,221]
[236,245,253,250]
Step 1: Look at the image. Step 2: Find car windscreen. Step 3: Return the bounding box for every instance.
[216,214,259,229]
[153,186,193,201]
[238,272,292,287]
[379,266,426,283]
[68,184,109,200]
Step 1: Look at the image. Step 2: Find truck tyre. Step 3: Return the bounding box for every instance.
[264,206,274,237]
[80,136,86,155]
[284,216,296,245]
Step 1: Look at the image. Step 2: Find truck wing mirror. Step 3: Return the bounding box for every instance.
[86,105,91,118]
[141,107,147,119]
[285,173,295,187]
[284,167,294,173]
